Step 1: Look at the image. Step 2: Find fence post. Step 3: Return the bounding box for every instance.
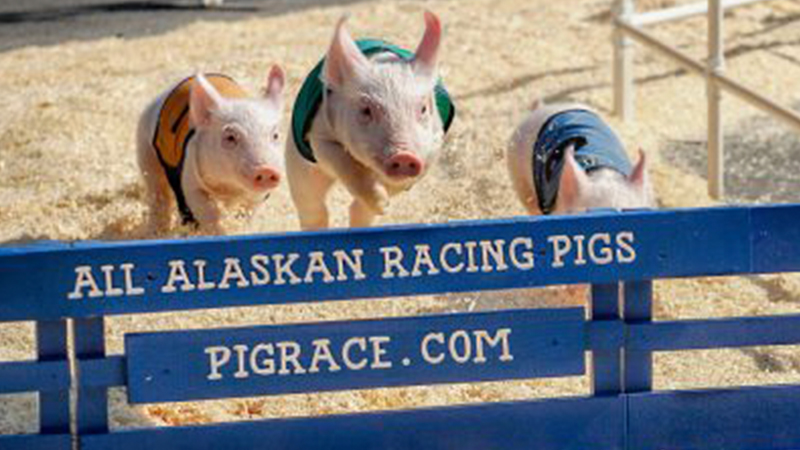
[707,0,725,199]
[74,317,109,437]
[591,283,622,395]
[623,280,653,392]
[613,0,636,122]
[36,320,71,436]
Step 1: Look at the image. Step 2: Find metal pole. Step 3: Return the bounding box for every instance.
[633,0,765,26]
[617,19,800,133]
[613,0,635,122]
[708,0,725,199]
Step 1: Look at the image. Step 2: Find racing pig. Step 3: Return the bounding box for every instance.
[286,12,456,230]
[507,101,652,215]
[137,67,286,234]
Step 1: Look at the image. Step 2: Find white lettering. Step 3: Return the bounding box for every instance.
[308,339,342,373]
[68,266,103,300]
[480,240,508,272]
[342,337,368,370]
[333,249,366,281]
[218,258,250,289]
[272,254,302,285]
[549,235,572,268]
[161,260,195,293]
[421,332,445,364]
[616,231,636,263]
[369,336,392,369]
[473,329,514,363]
[381,246,409,278]
[193,260,216,290]
[509,237,535,270]
[304,252,335,284]
[205,346,231,381]
[250,254,271,285]
[411,244,441,277]
[588,233,614,265]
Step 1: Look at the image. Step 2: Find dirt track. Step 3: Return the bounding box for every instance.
[1,0,800,433]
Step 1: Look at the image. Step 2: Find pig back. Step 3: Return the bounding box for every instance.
[533,109,632,214]
[153,74,249,169]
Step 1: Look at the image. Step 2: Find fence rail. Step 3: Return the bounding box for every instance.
[2,205,800,449]
[612,0,800,199]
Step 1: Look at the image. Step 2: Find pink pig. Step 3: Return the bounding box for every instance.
[137,67,286,234]
[285,12,455,230]
[507,101,652,215]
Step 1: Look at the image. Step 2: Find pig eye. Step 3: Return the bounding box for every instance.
[271,131,280,142]
[357,98,376,125]
[221,129,239,149]
[359,105,373,123]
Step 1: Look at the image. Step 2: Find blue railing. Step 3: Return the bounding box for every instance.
[1,204,800,449]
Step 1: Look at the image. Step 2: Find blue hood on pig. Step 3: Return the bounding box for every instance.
[533,109,632,215]
[291,39,456,163]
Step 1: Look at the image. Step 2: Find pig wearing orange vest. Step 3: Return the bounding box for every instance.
[136,67,285,234]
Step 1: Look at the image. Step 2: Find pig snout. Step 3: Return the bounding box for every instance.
[384,152,424,179]
[251,165,282,190]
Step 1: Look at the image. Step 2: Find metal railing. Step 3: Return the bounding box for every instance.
[612,0,800,199]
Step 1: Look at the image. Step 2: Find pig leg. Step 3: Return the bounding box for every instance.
[286,139,335,230]
[507,123,540,215]
[182,150,224,234]
[349,200,378,228]
[312,139,389,220]
[136,115,174,233]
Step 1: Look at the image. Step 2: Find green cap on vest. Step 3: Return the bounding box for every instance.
[291,39,456,163]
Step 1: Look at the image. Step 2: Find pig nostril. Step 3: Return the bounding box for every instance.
[256,174,264,183]
[270,174,279,182]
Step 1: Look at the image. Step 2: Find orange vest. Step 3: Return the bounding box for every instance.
[152,74,248,224]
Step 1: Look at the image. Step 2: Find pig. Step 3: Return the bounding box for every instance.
[137,66,286,234]
[285,12,456,230]
[507,101,652,215]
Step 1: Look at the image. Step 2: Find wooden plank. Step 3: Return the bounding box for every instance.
[591,283,622,395]
[752,204,800,273]
[628,314,800,350]
[82,396,624,450]
[0,206,761,322]
[36,319,70,435]
[628,384,800,450]
[623,280,652,392]
[125,309,585,403]
[0,434,72,450]
[78,355,126,388]
[74,317,109,434]
[0,360,70,394]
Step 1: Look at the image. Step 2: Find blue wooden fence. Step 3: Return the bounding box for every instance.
[2,204,800,449]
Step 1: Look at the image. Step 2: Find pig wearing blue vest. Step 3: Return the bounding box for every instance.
[507,101,652,215]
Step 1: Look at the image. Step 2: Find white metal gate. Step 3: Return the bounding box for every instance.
[612,0,800,198]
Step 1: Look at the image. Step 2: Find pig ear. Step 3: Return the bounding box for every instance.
[558,145,589,211]
[628,149,648,189]
[263,64,285,105]
[190,74,222,128]
[323,16,370,89]
[412,10,441,79]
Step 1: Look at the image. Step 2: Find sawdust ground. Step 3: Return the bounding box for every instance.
[1,0,800,434]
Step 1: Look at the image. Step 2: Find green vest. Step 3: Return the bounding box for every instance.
[290,39,456,163]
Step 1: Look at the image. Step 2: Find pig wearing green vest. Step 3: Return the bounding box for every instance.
[286,12,455,230]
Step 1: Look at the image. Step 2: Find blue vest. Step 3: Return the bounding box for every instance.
[533,109,632,214]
